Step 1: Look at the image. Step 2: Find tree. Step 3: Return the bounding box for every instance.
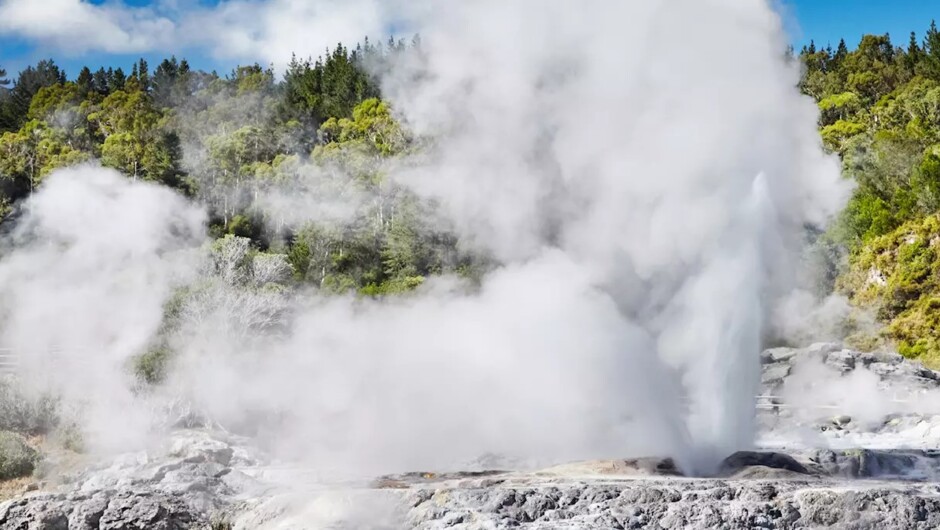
[137,58,151,92]
[152,56,181,107]
[0,120,89,193]
[840,34,903,102]
[315,97,409,158]
[923,20,940,80]
[228,63,275,95]
[906,31,924,75]
[76,67,93,94]
[834,39,849,64]
[0,67,8,87]
[279,43,382,128]
[90,88,183,186]
[0,60,66,131]
[109,67,126,92]
[92,68,110,95]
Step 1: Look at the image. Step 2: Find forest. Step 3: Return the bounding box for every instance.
[3,22,940,376]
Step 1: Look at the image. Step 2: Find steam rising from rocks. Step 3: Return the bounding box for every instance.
[0,0,849,475]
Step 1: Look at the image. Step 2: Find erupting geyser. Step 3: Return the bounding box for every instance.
[0,0,848,480]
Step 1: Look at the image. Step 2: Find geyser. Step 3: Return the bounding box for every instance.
[0,0,848,477]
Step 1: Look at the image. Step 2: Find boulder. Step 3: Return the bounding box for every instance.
[717,451,810,478]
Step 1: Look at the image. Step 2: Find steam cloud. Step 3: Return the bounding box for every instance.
[0,0,849,476]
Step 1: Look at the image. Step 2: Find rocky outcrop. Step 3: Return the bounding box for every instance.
[405,477,940,529]
[759,342,940,392]
[1,490,202,530]
[0,430,260,529]
[4,343,940,529]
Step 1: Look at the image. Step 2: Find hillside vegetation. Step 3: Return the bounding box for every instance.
[797,24,940,365]
[3,24,940,369]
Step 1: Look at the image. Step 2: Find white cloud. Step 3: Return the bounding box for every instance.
[181,0,408,65]
[0,0,176,55]
[0,0,413,66]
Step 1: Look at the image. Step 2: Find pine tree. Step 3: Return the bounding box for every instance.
[906,31,923,74]
[109,67,126,92]
[924,20,940,80]
[137,58,151,92]
[127,62,141,92]
[152,57,179,106]
[834,38,849,64]
[76,66,94,93]
[0,67,8,87]
[92,67,109,95]
[4,60,65,129]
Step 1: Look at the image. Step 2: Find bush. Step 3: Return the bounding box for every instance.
[134,348,171,385]
[0,379,59,435]
[0,431,39,481]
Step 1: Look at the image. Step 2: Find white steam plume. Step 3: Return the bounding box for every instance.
[0,166,206,453]
[379,0,848,469]
[0,0,848,477]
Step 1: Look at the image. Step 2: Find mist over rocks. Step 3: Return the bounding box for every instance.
[1,345,940,528]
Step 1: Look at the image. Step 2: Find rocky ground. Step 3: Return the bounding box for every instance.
[4,343,940,529]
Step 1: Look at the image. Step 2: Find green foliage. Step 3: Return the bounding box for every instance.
[800,25,940,365]
[839,215,940,366]
[134,347,172,385]
[287,235,313,282]
[0,432,39,481]
[820,120,866,151]
[922,21,940,81]
[315,98,409,158]
[281,42,382,126]
[0,120,91,193]
[91,89,184,186]
[359,275,425,297]
[0,59,66,132]
[818,92,863,126]
[227,214,259,239]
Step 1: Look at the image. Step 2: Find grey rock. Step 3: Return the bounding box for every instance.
[826,350,857,372]
[718,451,809,477]
[804,342,844,357]
[832,415,852,427]
[761,363,791,385]
[406,478,940,529]
[67,493,109,529]
[761,347,798,364]
[98,491,198,530]
[0,430,256,529]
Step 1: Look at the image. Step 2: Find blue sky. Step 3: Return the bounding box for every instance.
[783,0,940,50]
[1,0,939,79]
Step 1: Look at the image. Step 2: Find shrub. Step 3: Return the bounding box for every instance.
[134,348,171,385]
[0,431,39,481]
[0,379,59,435]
